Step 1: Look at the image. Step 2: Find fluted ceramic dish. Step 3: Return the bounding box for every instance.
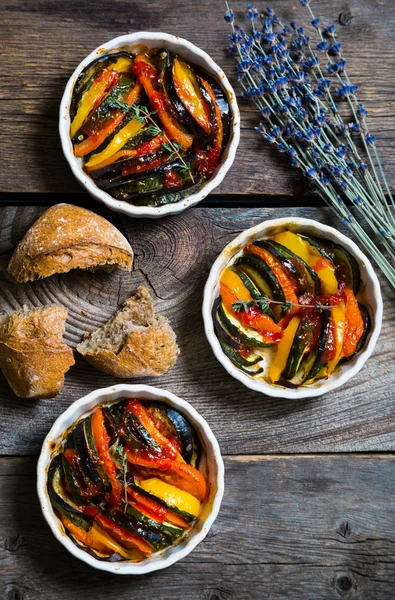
[37,384,224,574]
[202,217,383,399]
[59,32,240,218]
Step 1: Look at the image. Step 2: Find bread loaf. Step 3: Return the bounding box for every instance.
[0,305,75,398]
[8,203,133,283]
[77,286,179,377]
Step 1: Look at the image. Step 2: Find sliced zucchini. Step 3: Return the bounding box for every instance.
[304,309,331,383]
[126,504,184,539]
[235,254,285,304]
[62,453,85,505]
[218,301,274,348]
[48,456,90,531]
[72,422,103,487]
[311,237,361,294]
[230,266,276,321]
[283,319,312,380]
[218,336,263,376]
[100,510,170,550]
[212,297,242,350]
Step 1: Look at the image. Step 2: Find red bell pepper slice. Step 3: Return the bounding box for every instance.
[121,153,170,178]
[91,407,121,506]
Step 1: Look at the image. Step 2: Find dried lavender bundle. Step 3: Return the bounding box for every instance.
[224,1,395,287]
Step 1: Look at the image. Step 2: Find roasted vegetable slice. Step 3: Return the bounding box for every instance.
[70,54,135,139]
[47,456,90,531]
[133,53,193,150]
[268,316,301,384]
[256,240,321,297]
[304,308,331,383]
[218,299,276,348]
[218,335,263,375]
[172,57,212,133]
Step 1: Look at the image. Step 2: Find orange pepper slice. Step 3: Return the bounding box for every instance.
[95,514,152,555]
[91,407,121,506]
[342,287,364,357]
[60,514,114,554]
[246,244,299,311]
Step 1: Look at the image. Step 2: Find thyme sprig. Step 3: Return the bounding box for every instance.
[107,99,195,183]
[116,443,128,511]
[224,1,395,288]
[232,297,337,314]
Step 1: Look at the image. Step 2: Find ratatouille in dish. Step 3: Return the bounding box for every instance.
[214,230,371,388]
[47,398,206,562]
[70,49,230,206]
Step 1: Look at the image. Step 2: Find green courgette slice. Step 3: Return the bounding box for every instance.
[235,254,285,304]
[218,336,264,376]
[125,504,184,539]
[283,316,317,380]
[304,309,331,383]
[218,301,274,349]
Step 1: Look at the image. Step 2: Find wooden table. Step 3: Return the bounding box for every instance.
[1,1,395,599]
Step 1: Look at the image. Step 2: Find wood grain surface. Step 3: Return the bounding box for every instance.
[1,0,395,195]
[2,454,395,599]
[0,205,393,456]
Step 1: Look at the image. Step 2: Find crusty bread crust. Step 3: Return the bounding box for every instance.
[8,203,133,283]
[0,306,75,399]
[77,286,179,378]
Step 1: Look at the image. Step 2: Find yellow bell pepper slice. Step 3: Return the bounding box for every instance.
[139,478,201,517]
[274,231,338,295]
[220,268,252,303]
[173,57,211,133]
[268,315,300,383]
[326,305,347,375]
[89,524,142,560]
[85,118,145,168]
[70,57,133,139]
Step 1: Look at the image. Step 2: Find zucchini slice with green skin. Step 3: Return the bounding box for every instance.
[311,236,361,294]
[128,482,196,523]
[304,309,331,383]
[48,457,90,532]
[285,350,319,387]
[262,240,321,296]
[218,301,274,349]
[235,254,285,304]
[124,411,162,452]
[72,422,103,488]
[212,297,242,350]
[61,453,85,505]
[100,510,170,550]
[84,417,111,491]
[218,336,263,376]
[283,316,317,380]
[125,504,184,539]
[229,266,277,321]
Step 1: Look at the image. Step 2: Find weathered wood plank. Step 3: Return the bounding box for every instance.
[0,205,393,455]
[1,0,395,194]
[1,455,395,599]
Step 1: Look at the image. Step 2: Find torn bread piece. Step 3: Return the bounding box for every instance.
[8,203,133,283]
[77,286,179,377]
[0,305,75,399]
